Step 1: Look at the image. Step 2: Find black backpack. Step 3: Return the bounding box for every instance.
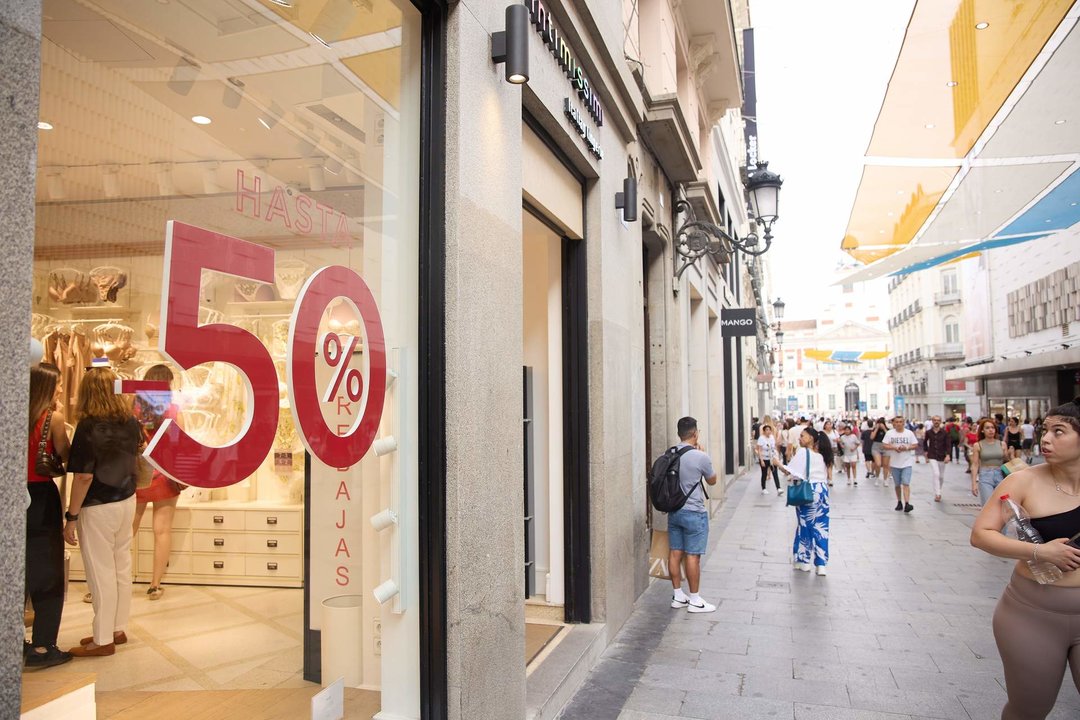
[648,445,702,513]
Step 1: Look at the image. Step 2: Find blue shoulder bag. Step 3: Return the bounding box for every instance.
[786,451,814,507]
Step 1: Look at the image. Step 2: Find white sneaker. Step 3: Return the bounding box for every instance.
[687,599,717,613]
[761,488,770,495]
[777,489,784,496]
[816,566,828,576]
[793,562,812,572]
[671,595,689,609]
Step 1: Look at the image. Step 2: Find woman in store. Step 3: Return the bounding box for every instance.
[756,423,781,496]
[131,364,181,601]
[24,363,73,669]
[62,365,142,657]
[970,398,1080,720]
[871,417,889,486]
[970,417,1010,505]
[773,426,832,575]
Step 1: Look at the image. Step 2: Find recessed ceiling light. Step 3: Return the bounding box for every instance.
[975,21,989,29]
[946,81,958,87]
[1054,119,1066,125]
[1045,219,1053,223]
[191,115,212,125]
[924,123,936,129]
[269,0,293,6]
[879,230,885,234]
[896,190,904,195]
[887,211,894,216]
[258,117,272,130]
[310,32,331,48]
[37,121,53,130]
[1071,202,1078,207]
[994,189,1003,194]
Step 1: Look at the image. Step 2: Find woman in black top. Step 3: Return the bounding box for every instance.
[1005,417,1023,458]
[62,367,142,657]
[871,418,889,486]
[971,398,1080,718]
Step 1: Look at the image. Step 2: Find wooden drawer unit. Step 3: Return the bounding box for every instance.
[138,552,191,576]
[72,503,303,588]
[191,532,242,553]
[245,510,300,532]
[191,554,246,576]
[244,533,301,555]
[190,509,245,531]
[245,555,301,578]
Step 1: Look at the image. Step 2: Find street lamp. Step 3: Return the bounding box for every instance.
[673,162,784,281]
[772,297,785,321]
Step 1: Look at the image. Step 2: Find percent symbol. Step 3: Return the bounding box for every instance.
[322,333,364,403]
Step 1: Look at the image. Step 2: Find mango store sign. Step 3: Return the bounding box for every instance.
[526,0,604,161]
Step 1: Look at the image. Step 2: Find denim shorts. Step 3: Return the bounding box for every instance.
[668,507,708,555]
[891,465,913,486]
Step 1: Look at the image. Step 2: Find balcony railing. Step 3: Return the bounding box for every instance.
[934,290,961,306]
[930,342,964,359]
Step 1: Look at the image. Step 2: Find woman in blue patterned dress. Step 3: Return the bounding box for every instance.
[774,427,832,575]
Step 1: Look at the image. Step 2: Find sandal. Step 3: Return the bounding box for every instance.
[147,586,164,601]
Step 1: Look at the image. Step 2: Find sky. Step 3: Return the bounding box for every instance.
[749,0,917,319]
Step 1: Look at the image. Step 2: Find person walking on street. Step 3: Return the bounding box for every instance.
[883,416,918,512]
[1021,418,1036,463]
[1006,417,1023,460]
[963,418,978,469]
[861,419,874,481]
[969,398,1080,720]
[839,425,861,486]
[871,417,889,486]
[823,420,839,486]
[923,415,953,502]
[756,424,781,495]
[786,418,806,462]
[667,417,718,614]
[971,418,1009,505]
[774,427,832,575]
[945,417,962,462]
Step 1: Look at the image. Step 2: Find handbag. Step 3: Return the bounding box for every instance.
[785,451,814,507]
[648,529,671,580]
[34,412,66,478]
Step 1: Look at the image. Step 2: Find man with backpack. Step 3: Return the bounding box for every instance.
[651,417,718,613]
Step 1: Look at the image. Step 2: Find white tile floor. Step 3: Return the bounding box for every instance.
[47,581,311,692]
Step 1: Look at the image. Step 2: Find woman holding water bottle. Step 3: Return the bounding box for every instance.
[970,398,1080,720]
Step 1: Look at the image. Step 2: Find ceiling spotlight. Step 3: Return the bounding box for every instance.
[268,0,293,6]
[896,190,904,195]
[310,32,332,49]
[167,57,199,96]
[975,21,989,29]
[258,117,273,130]
[324,157,343,175]
[37,121,53,130]
[191,115,212,125]
[1045,219,1053,223]
[1054,119,1067,125]
[924,123,936,129]
[945,81,958,87]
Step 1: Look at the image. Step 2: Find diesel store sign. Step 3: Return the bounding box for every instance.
[721,308,758,337]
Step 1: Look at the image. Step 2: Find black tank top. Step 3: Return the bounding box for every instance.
[1030,504,1080,541]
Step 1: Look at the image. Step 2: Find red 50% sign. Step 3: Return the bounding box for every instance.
[143,221,385,487]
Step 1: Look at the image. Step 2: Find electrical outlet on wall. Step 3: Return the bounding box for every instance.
[374,637,382,656]
[373,619,382,638]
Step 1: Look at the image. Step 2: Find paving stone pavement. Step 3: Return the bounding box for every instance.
[557,460,1080,720]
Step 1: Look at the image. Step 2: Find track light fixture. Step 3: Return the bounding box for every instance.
[614,176,637,222]
[491,5,529,84]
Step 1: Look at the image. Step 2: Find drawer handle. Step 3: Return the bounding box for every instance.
[213,515,224,524]
[266,516,278,525]
[214,538,225,547]
[267,562,278,571]
[266,539,278,548]
[213,561,224,569]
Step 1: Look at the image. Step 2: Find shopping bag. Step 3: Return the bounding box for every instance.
[649,529,671,579]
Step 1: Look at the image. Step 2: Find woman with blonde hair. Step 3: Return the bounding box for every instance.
[62,365,142,657]
[132,364,181,600]
[24,363,72,668]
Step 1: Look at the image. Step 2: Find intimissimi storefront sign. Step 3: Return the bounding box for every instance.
[524,0,604,160]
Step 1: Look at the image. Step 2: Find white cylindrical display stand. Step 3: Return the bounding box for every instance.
[321,595,363,688]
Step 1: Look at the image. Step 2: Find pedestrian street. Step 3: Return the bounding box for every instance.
[558,460,1080,720]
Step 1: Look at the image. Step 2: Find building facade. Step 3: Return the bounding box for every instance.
[886,266,980,421]
[946,227,1080,421]
[2,0,765,718]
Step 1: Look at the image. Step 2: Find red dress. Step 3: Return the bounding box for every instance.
[134,400,182,503]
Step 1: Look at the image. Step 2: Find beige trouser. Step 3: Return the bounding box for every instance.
[79,496,135,646]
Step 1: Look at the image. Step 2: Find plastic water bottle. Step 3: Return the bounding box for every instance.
[999,494,1063,585]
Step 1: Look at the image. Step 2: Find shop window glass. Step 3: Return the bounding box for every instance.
[34,0,422,712]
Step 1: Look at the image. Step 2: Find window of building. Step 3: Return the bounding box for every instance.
[807,396,815,410]
[871,393,879,407]
[828,394,836,410]
[32,0,424,706]
[945,317,961,344]
[806,380,815,389]
[942,270,958,294]
[788,381,795,390]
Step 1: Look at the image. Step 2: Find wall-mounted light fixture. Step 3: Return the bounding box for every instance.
[673,161,783,281]
[491,4,529,84]
[614,176,637,222]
